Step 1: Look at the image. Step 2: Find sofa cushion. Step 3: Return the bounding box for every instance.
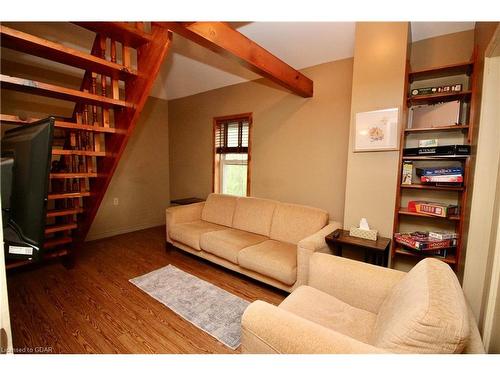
[200,228,268,264]
[280,286,377,344]
[201,193,237,227]
[270,202,328,245]
[238,240,297,285]
[373,258,470,353]
[169,220,226,250]
[232,197,277,236]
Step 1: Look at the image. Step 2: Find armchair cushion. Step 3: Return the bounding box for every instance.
[200,228,267,264]
[169,220,226,251]
[308,253,405,314]
[238,240,297,285]
[279,286,377,344]
[241,300,386,354]
[373,258,470,353]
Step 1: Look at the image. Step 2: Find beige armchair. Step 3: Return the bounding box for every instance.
[241,253,485,354]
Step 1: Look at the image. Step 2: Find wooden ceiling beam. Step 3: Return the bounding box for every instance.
[158,22,313,98]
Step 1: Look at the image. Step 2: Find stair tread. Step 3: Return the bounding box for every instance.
[46,208,84,217]
[43,248,69,259]
[74,22,153,48]
[0,114,124,134]
[52,149,106,157]
[48,191,91,199]
[0,74,133,109]
[50,172,98,178]
[44,236,73,248]
[6,248,69,269]
[45,223,78,234]
[0,25,138,80]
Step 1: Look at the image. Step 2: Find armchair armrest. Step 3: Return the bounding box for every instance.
[241,300,386,354]
[165,202,205,243]
[295,221,342,287]
[309,253,406,314]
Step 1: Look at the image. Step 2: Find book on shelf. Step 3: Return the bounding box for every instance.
[418,139,438,147]
[428,231,459,240]
[410,84,462,97]
[402,161,413,185]
[416,167,463,176]
[399,246,449,258]
[403,145,470,157]
[420,175,463,183]
[407,201,459,218]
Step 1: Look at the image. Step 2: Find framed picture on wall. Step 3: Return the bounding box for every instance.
[354,107,399,152]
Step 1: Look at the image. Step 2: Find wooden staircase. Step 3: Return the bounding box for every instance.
[1,22,172,269]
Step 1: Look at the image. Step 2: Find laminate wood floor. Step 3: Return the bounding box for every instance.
[6,226,287,354]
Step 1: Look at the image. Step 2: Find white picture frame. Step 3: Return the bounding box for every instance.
[354,107,399,152]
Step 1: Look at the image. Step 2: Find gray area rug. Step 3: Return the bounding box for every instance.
[129,265,250,349]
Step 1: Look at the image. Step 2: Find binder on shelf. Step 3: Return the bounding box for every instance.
[403,145,470,156]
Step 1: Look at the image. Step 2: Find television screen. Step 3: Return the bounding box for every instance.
[1,117,54,260]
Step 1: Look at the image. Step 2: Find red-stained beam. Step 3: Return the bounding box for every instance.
[158,22,313,98]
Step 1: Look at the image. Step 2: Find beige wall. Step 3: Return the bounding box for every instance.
[411,30,475,70]
[87,97,170,240]
[343,23,409,246]
[462,24,500,351]
[460,23,499,332]
[485,26,500,353]
[168,59,353,221]
[484,156,500,352]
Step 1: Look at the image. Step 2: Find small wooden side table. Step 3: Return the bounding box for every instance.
[170,197,205,205]
[325,229,391,267]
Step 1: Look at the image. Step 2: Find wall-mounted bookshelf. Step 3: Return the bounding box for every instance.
[391,52,478,272]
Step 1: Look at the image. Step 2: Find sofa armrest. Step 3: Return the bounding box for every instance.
[241,300,386,354]
[308,253,406,314]
[295,221,342,288]
[165,202,205,243]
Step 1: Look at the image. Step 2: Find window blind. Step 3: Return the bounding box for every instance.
[215,119,249,154]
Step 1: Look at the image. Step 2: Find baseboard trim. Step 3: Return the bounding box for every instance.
[85,220,165,241]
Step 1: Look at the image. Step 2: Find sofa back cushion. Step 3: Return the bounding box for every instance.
[372,258,470,353]
[269,202,328,245]
[201,193,237,227]
[233,197,278,236]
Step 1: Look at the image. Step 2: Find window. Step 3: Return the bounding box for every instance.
[213,114,252,196]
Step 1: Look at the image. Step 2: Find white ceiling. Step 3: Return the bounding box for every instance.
[153,22,475,101]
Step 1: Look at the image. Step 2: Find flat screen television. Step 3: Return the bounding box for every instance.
[1,117,54,261]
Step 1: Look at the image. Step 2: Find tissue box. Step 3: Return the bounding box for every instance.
[349,227,378,241]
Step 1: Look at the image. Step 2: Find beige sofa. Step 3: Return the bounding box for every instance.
[165,193,341,292]
[241,253,485,353]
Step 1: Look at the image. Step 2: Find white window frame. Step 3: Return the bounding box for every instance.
[219,154,248,196]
